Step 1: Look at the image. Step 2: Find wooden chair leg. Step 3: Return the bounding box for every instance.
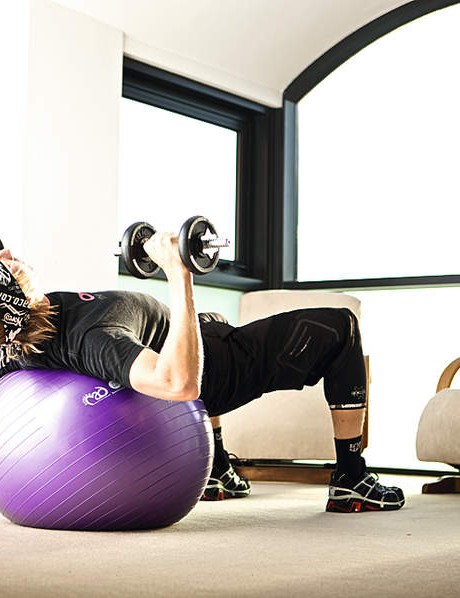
[422,476,460,494]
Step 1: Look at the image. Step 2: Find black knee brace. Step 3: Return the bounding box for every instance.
[323,309,367,411]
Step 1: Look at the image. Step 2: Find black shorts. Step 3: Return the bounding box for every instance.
[200,308,366,417]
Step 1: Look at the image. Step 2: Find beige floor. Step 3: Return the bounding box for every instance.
[0,475,459,598]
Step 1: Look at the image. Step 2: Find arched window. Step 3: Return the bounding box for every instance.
[297,3,460,285]
[295,3,460,470]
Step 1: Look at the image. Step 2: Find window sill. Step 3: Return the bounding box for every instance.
[118,260,265,292]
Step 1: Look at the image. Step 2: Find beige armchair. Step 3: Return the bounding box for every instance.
[416,358,460,493]
[222,290,369,484]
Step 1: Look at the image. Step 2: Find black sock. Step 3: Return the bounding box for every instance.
[213,426,223,448]
[334,436,364,480]
[212,427,228,469]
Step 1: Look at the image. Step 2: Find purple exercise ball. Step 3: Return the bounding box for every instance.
[0,370,213,531]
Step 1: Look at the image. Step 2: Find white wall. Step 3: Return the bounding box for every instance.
[0,0,31,253]
[23,0,123,292]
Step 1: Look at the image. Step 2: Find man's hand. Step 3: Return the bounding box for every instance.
[143,232,188,279]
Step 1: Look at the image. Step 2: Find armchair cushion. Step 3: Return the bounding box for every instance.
[416,388,460,466]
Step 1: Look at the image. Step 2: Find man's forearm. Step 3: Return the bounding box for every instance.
[154,271,203,400]
[132,232,204,401]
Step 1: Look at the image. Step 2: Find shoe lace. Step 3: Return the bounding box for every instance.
[362,471,400,497]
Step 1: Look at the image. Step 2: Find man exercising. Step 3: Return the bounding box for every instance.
[0,237,404,513]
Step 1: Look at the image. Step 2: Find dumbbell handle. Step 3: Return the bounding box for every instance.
[114,233,230,257]
[138,234,230,250]
[199,237,230,250]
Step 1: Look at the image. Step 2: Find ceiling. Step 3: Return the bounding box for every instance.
[51,0,415,106]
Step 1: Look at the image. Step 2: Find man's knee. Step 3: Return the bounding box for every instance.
[343,307,360,334]
[343,307,362,343]
[323,309,367,411]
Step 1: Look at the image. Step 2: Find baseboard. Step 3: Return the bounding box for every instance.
[231,459,457,485]
[233,462,335,485]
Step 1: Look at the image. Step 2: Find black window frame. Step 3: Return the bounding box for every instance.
[120,57,278,291]
[280,0,460,291]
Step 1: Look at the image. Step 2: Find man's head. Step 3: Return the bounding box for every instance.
[0,250,54,362]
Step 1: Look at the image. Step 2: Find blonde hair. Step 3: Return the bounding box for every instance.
[0,260,56,357]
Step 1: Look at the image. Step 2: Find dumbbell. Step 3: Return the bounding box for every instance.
[116,216,230,279]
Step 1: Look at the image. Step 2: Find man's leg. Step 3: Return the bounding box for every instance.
[331,408,366,439]
[198,311,252,501]
[201,309,365,502]
[201,415,251,501]
[221,306,404,512]
[331,408,366,479]
[201,307,404,510]
[323,311,405,512]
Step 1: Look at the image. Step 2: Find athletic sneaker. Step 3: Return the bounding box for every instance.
[201,452,251,501]
[326,469,405,512]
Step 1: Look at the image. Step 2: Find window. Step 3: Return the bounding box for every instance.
[119,98,237,262]
[119,58,271,290]
[296,3,460,285]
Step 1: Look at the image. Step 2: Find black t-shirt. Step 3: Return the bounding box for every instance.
[0,289,258,417]
[0,290,170,389]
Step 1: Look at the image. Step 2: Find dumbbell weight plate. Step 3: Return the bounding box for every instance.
[120,222,159,279]
[178,216,220,275]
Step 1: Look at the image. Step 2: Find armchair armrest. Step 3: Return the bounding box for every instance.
[436,357,460,392]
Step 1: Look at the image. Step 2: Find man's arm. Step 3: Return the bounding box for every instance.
[128,232,203,403]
